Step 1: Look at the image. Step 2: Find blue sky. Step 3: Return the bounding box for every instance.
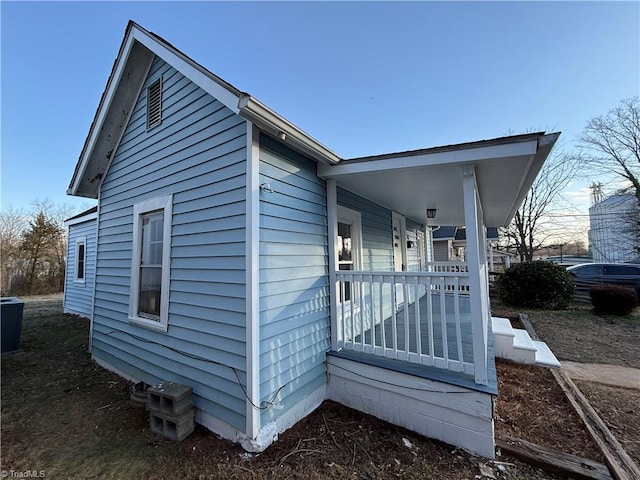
[1,1,639,220]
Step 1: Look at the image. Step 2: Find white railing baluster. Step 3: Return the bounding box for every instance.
[454,276,463,371]
[426,276,435,364]
[358,274,364,351]
[439,276,449,364]
[391,276,398,358]
[380,277,386,353]
[368,276,375,352]
[402,277,410,360]
[414,276,421,358]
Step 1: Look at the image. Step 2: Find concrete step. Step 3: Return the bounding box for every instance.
[532,340,561,368]
[503,329,537,364]
[491,316,515,337]
[492,317,516,359]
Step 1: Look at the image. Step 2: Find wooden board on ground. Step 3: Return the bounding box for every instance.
[496,434,613,480]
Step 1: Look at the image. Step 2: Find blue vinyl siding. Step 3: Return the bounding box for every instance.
[63,218,96,318]
[337,188,394,271]
[91,57,248,431]
[258,134,330,425]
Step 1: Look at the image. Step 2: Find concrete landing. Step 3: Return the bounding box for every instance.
[561,361,640,390]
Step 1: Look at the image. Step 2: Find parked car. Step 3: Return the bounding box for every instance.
[567,263,640,300]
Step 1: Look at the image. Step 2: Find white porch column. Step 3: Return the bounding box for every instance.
[327,179,338,351]
[462,165,489,385]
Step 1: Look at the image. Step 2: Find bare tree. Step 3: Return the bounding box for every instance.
[579,97,640,203]
[21,210,64,294]
[1,199,81,296]
[500,151,580,261]
[0,207,27,295]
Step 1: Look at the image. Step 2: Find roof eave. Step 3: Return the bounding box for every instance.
[238,96,341,165]
[68,22,155,198]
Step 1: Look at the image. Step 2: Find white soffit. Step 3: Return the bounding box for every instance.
[318,134,559,226]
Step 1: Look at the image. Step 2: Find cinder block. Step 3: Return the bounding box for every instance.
[149,408,195,441]
[147,382,193,415]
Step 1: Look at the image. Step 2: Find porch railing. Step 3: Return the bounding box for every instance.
[335,267,474,375]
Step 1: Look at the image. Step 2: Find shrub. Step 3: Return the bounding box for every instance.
[589,284,638,316]
[496,261,575,309]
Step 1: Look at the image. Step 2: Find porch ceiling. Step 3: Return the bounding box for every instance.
[318,132,560,227]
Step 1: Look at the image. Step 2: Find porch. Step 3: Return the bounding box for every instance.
[319,132,560,458]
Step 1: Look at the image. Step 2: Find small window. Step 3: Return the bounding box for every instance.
[129,195,172,331]
[146,77,162,130]
[74,238,86,284]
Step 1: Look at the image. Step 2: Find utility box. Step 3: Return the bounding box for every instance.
[1,297,24,353]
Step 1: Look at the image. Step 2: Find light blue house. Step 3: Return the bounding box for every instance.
[67,21,559,457]
[63,206,97,319]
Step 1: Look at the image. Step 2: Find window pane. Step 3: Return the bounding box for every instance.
[139,266,162,318]
[141,212,163,265]
[575,265,602,276]
[605,265,635,276]
[339,264,352,302]
[338,222,352,263]
[77,244,85,279]
[139,210,164,319]
[338,221,355,302]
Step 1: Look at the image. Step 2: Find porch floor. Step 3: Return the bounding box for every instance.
[337,293,497,395]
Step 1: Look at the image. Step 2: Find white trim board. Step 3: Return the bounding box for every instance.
[245,122,261,439]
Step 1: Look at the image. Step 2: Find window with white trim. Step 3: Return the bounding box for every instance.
[129,195,172,332]
[146,77,162,130]
[336,206,362,306]
[74,238,86,284]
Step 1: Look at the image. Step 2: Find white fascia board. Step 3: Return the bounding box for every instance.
[503,132,561,225]
[131,28,241,115]
[317,139,539,179]
[64,212,98,227]
[68,34,137,196]
[238,96,341,165]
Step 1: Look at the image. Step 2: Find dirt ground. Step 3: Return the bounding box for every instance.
[574,380,640,466]
[0,296,568,479]
[494,360,603,462]
[493,300,640,473]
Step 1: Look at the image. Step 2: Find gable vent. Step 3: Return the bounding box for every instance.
[147,77,162,130]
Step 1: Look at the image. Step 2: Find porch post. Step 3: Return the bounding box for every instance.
[462,165,489,385]
[327,179,338,351]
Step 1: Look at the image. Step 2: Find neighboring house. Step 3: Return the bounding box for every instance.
[66,21,560,458]
[589,191,639,263]
[432,226,499,262]
[63,206,97,319]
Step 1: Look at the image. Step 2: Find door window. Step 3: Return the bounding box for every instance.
[336,206,362,305]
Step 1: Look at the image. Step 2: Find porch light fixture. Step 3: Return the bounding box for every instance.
[426,209,437,219]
